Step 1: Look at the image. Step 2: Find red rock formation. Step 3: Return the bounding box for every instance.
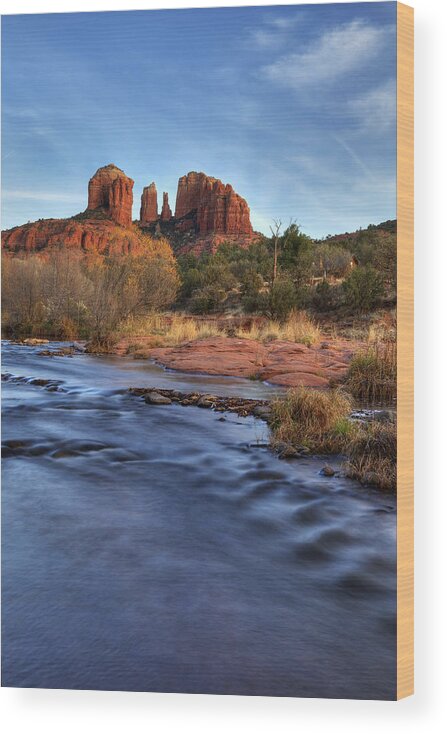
[140,182,158,224]
[2,217,145,258]
[2,165,258,260]
[174,171,253,237]
[160,192,173,222]
[88,164,134,228]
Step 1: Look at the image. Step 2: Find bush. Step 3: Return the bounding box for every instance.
[268,277,297,321]
[189,285,226,314]
[270,387,353,452]
[342,265,384,313]
[345,421,396,491]
[312,279,343,311]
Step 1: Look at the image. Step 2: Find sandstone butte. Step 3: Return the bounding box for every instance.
[140,182,158,225]
[160,192,173,222]
[2,165,259,259]
[174,171,253,237]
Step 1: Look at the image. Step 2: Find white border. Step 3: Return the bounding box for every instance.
[1,1,446,732]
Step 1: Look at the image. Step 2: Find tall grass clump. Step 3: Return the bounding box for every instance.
[345,421,397,491]
[346,340,397,405]
[281,310,321,346]
[165,315,223,344]
[236,311,321,346]
[270,387,354,452]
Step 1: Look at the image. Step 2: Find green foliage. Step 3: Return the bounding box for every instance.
[313,243,352,278]
[278,223,314,285]
[189,284,226,314]
[268,277,297,321]
[372,232,397,289]
[173,219,395,317]
[342,265,384,313]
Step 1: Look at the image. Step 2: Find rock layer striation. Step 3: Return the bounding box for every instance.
[174,172,253,236]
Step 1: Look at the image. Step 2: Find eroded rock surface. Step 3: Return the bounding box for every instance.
[174,171,253,237]
[140,182,158,224]
[88,164,134,227]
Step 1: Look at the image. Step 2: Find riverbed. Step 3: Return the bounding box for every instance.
[1,341,396,699]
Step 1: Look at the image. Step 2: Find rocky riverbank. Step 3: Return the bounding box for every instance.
[109,335,359,388]
[129,386,273,420]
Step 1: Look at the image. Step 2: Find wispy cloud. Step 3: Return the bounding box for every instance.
[249,12,305,49]
[346,79,396,133]
[3,189,84,203]
[261,20,392,89]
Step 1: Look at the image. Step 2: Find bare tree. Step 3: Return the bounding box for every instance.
[269,219,282,283]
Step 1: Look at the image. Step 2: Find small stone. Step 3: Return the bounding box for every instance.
[144,392,172,405]
[252,404,272,420]
[374,410,396,424]
[321,465,335,477]
[297,446,311,455]
[363,471,381,485]
[320,342,330,349]
[197,395,215,408]
[277,443,299,459]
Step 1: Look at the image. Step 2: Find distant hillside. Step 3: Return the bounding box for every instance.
[320,219,396,244]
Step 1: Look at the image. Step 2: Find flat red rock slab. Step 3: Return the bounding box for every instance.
[145,336,359,388]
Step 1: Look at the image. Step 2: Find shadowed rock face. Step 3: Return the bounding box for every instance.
[140,182,158,224]
[87,164,134,228]
[174,172,253,236]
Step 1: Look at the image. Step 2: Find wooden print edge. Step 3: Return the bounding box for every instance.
[396,1,414,700]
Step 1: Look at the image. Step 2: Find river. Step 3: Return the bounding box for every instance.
[1,341,396,699]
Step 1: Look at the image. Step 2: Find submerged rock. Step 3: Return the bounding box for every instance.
[321,465,336,477]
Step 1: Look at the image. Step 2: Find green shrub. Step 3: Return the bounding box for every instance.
[268,277,297,321]
[342,265,384,313]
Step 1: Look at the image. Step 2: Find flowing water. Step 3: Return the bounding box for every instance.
[1,341,396,699]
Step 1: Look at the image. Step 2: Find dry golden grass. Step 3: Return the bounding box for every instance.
[165,315,223,344]
[119,313,224,345]
[346,339,397,404]
[270,386,354,452]
[236,311,321,346]
[345,421,397,491]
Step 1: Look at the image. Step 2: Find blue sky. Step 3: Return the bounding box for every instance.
[1,2,396,237]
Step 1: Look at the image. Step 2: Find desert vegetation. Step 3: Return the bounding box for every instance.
[1,237,179,347]
[269,386,396,491]
[2,218,397,492]
[175,220,396,320]
[270,387,355,453]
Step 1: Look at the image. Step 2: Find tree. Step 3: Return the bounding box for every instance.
[372,232,397,289]
[342,265,384,313]
[313,243,352,279]
[269,219,282,283]
[268,277,297,321]
[86,253,179,346]
[1,255,45,335]
[278,223,314,286]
